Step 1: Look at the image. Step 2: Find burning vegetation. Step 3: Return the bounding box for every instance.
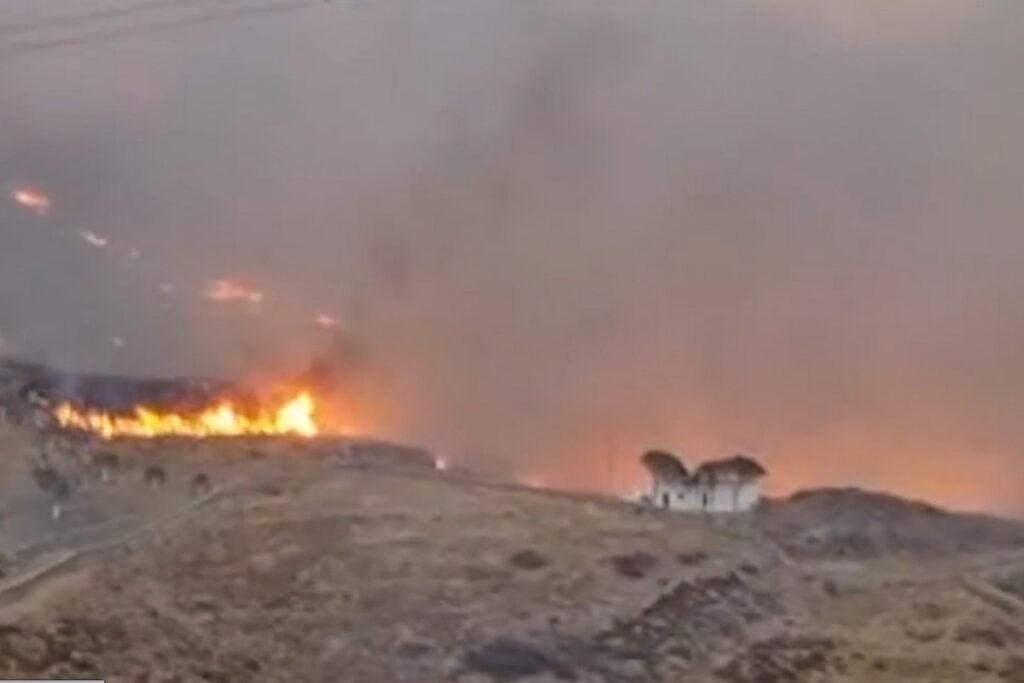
[53,390,321,440]
[1,357,365,443]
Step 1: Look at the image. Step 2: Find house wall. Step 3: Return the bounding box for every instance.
[651,481,700,511]
[708,480,736,513]
[735,480,761,511]
[651,481,682,510]
[706,479,761,513]
[649,478,761,513]
[675,484,703,512]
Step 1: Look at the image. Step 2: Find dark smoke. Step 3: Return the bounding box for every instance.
[1,0,1023,512]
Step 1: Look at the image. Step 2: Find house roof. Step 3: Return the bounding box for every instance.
[694,454,767,480]
[640,450,689,483]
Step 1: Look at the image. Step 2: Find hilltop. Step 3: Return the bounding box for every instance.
[0,356,236,414]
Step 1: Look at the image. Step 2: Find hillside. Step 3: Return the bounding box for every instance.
[758,488,1024,561]
[0,428,1023,682]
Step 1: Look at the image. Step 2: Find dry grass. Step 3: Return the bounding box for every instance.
[0,429,1021,682]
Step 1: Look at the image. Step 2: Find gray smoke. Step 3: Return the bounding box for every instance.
[1,0,1023,512]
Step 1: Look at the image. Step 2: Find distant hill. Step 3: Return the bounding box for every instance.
[758,487,1024,560]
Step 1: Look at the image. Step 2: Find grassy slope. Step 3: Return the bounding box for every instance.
[0,433,1022,681]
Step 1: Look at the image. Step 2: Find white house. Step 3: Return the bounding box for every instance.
[641,451,766,513]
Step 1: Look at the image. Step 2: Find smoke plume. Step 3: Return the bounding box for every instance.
[1,0,1022,512]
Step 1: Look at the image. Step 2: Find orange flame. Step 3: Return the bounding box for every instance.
[54,391,320,440]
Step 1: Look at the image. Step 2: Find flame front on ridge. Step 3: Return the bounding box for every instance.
[54,391,320,440]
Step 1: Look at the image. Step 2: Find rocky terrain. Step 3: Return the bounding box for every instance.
[0,420,1023,682]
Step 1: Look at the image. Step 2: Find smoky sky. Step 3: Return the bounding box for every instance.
[1,0,1023,512]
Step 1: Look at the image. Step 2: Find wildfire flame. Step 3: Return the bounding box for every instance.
[54,391,320,440]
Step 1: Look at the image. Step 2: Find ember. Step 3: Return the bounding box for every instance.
[314,313,340,329]
[54,391,321,440]
[11,187,52,215]
[80,230,109,248]
[203,279,264,306]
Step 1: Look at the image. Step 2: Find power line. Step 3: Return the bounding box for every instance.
[0,0,327,60]
[0,0,249,39]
